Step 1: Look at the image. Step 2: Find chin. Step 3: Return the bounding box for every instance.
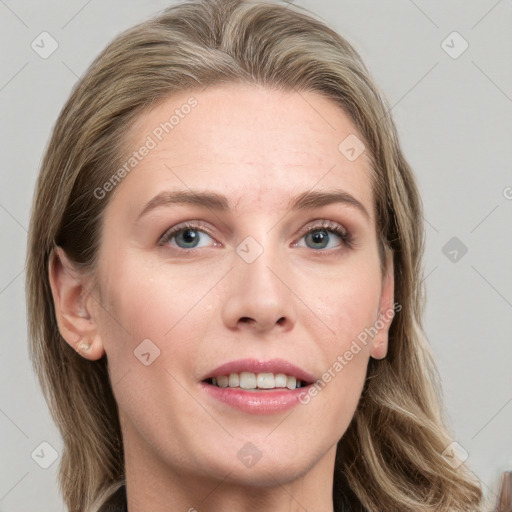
[195,437,330,487]
[215,460,315,488]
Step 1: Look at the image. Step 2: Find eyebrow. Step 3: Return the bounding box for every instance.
[137,188,370,220]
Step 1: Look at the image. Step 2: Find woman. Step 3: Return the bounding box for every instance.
[26,0,484,510]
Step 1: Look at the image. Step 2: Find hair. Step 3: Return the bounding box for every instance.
[26,0,484,511]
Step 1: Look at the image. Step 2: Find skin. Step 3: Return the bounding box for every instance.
[49,83,394,512]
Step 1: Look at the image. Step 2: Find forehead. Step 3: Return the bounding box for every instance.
[110,83,375,221]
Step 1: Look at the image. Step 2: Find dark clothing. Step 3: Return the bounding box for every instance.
[98,484,353,511]
[99,485,128,512]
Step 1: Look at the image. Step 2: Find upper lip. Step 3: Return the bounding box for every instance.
[201,358,316,384]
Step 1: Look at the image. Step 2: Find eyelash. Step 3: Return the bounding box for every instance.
[158,220,353,254]
[297,221,353,251]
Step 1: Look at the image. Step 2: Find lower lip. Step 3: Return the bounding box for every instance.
[200,382,311,414]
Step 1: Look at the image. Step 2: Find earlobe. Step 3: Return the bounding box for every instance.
[370,251,395,360]
[74,332,104,360]
[48,247,105,360]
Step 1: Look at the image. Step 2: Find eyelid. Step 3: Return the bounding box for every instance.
[158,220,219,248]
[158,218,353,251]
[300,219,348,236]
[294,219,352,249]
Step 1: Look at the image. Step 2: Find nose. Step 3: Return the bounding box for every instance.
[221,239,296,334]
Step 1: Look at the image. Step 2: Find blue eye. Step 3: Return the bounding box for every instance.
[298,222,350,250]
[159,220,352,253]
[159,223,215,249]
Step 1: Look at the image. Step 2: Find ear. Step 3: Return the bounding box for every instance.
[370,250,395,360]
[48,246,105,360]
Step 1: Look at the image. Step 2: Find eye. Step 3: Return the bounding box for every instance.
[158,222,217,250]
[295,220,351,251]
[158,220,352,253]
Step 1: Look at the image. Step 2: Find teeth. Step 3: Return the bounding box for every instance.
[217,375,229,388]
[239,371,256,389]
[274,373,287,387]
[286,376,296,390]
[209,372,305,390]
[256,372,274,389]
[228,373,239,387]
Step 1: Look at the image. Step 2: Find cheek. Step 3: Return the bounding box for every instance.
[99,253,192,336]
[94,260,169,381]
[95,261,211,435]
[299,255,382,345]
[300,258,380,382]
[289,257,381,427]
[97,255,217,377]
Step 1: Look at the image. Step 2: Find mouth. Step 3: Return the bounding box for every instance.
[203,372,310,391]
[200,358,316,414]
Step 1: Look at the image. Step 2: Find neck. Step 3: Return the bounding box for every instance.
[123,433,337,512]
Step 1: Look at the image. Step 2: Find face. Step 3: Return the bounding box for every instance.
[84,84,394,488]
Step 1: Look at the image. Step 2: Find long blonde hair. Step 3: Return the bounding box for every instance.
[26,1,484,510]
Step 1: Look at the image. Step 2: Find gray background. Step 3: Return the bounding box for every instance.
[0,1,511,510]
